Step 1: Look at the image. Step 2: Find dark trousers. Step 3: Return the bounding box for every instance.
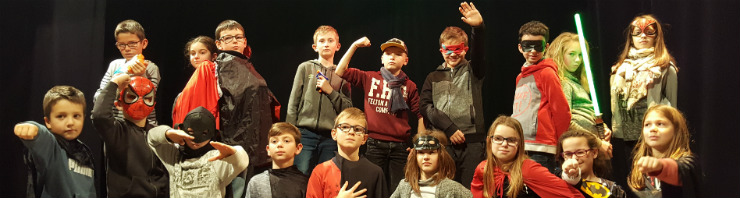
[612,138,638,198]
[527,151,557,174]
[365,138,408,192]
[294,128,337,175]
[446,142,485,189]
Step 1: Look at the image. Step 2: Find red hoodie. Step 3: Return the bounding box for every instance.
[512,58,571,154]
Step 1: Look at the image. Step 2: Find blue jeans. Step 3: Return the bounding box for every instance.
[365,138,409,192]
[294,128,337,175]
[527,151,557,174]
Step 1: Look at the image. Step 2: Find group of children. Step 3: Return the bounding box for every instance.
[15,1,701,198]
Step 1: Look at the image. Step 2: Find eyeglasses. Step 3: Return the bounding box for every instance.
[116,41,141,49]
[562,149,593,158]
[489,135,518,146]
[335,123,366,136]
[220,35,246,43]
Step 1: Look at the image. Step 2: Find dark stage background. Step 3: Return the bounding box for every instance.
[2,0,739,197]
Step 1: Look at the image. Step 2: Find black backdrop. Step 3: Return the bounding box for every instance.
[2,0,739,197]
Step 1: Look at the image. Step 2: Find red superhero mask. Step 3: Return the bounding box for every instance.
[440,43,468,55]
[631,18,657,37]
[118,76,156,120]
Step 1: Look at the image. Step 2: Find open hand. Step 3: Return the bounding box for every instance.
[14,123,39,140]
[208,141,237,161]
[165,129,194,145]
[459,2,483,27]
[336,181,367,198]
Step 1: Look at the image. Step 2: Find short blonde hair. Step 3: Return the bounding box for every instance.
[334,107,367,128]
[313,25,339,44]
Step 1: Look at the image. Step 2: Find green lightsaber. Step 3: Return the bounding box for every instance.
[575,13,605,138]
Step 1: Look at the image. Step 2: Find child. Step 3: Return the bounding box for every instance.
[420,2,486,188]
[335,36,424,191]
[15,85,95,197]
[287,25,353,175]
[557,126,626,198]
[91,74,169,197]
[546,32,613,156]
[246,122,309,198]
[94,19,160,126]
[610,15,678,194]
[306,107,388,198]
[471,115,583,198]
[172,36,220,129]
[148,106,248,197]
[391,130,472,198]
[628,105,701,197]
[213,19,281,198]
[511,21,571,173]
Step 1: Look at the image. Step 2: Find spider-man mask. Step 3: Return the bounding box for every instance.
[118,76,156,120]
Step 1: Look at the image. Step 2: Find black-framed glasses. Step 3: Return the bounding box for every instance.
[335,123,366,136]
[219,35,246,43]
[562,149,593,158]
[115,41,141,49]
[489,135,518,146]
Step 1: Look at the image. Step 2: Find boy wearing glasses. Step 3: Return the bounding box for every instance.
[213,19,281,198]
[94,19,160,125]
[307,107,388,198]
[511,21,571,173]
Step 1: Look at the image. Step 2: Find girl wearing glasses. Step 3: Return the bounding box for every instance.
[471,116,583,198]
[628,105,701,197]
[391,130,472,198]
[610,14,678,196]
[556,126,626,198]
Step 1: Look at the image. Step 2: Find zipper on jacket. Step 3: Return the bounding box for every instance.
[315,65,323,131]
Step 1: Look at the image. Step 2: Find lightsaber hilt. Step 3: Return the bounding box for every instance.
[594,113,605,139]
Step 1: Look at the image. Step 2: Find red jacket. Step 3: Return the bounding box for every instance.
[512,58,571,154]
[471,159,583,198]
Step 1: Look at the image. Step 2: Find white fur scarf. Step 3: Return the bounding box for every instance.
[612,47,662,110]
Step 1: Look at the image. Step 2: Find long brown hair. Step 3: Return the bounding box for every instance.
[628,105,693,190]
[555,124,611,178]
[483,116,528,198]
[546,32,590,93]
[404,129,456,195]
[614,14,676,73]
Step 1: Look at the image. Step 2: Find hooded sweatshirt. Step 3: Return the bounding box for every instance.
[512,58,571,154]
[286,60,353,136]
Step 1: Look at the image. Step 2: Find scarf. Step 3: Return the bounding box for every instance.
[612,47,662,110]
[53,134,93,168]
[180,142,215,160]
[380,67,409,113]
